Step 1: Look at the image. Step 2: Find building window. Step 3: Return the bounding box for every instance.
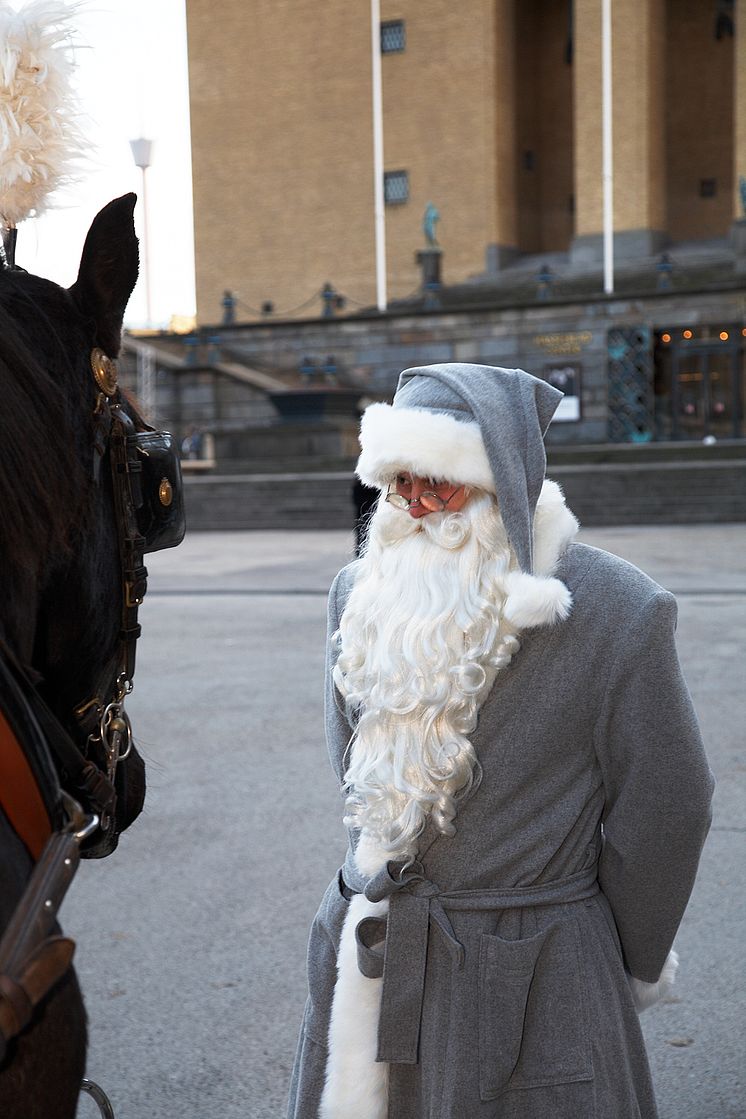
[384,170,409,205]
[381,20,406,53]
[714,0,734,39]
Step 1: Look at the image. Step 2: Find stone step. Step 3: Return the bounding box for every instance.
[182,461,746,531]
[198,438,746,476]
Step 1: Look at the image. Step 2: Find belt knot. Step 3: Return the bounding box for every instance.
[349,862,600,1067]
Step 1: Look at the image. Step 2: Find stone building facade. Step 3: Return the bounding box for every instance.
[125,279,746,450]
[185,0,743,323]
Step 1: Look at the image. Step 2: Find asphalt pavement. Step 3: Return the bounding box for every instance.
[69,524,746,1119]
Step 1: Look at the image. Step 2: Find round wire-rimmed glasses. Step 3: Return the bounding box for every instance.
[385,483,461,513]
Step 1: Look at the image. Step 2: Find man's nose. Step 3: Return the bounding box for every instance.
[408,477,430,518]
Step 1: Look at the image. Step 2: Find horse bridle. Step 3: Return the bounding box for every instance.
[65,345,183,850]
[69,348,152,842]
[0,344,184,1082]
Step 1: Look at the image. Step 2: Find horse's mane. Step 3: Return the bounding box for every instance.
[0,274,89,579]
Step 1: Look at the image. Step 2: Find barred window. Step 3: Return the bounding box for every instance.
[384,170,409,205]
[381,20,406,53]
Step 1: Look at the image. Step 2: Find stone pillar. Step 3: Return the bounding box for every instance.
[486,0,519,271]
[572,0,667,263]
[731,0,746,269]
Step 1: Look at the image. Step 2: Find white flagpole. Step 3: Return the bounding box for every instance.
[371,0,387,311]
[602,0,614,295]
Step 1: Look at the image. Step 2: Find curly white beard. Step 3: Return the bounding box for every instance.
[334,491,522,864]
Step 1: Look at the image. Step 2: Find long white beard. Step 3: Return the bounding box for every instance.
[334,492,521,864]
[321,483,576,1119]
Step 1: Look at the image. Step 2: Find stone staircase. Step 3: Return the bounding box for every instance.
[182,441,746,531]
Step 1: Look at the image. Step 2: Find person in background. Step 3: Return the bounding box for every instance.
[352,477,379,557]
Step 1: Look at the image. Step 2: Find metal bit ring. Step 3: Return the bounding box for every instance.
[80,1078,116,1118]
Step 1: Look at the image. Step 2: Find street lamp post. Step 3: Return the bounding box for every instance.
[129,137,154,326]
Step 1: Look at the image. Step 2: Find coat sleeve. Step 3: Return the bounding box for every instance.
[593,589,714,985]
[324,569,353,783]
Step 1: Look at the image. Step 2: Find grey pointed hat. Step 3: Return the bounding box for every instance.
[356,363,563,575]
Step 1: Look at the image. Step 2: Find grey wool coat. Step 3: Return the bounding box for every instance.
[287,538,714,1119]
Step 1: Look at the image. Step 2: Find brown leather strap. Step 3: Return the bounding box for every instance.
[0,973,32,1038]
[0,936,75,1044]
[0,707,52,860]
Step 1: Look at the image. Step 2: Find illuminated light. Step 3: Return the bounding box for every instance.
[719,331,729,341]
[742,328,746,337]
[661,333,671,343]
[683,330,693,339]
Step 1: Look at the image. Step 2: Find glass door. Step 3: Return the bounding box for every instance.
[671,350,740,439]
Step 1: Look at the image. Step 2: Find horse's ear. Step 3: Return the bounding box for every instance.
[69,193,139,358]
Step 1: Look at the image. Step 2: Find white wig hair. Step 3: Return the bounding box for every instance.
[333,491,522,862]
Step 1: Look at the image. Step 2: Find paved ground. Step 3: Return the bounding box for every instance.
[70,525,745,1119]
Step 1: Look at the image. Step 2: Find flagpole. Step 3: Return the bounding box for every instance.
[602,0,614,295]
[371,0,387,311]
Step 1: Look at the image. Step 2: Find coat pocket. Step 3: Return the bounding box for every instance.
[478,918,593,1100]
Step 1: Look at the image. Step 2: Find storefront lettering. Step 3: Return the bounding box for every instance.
[532,331,593,355]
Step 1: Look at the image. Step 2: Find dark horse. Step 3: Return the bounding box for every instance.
[0,195,147,1117]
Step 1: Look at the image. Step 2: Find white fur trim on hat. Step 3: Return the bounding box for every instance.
[502,571,573,629]
[533,480,580,575]
[356,402,494,491]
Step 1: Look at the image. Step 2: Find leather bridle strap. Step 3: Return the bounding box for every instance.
[109,403,147,685]
[73,352,149,789]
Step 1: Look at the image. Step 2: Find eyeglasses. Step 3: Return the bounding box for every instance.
[385,483,462,513]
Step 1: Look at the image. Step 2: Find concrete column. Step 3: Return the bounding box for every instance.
[486,0,519,271]
[731,0,746,265]
[572,0,667,263]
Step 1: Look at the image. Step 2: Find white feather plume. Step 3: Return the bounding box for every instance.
[0,0,87,226]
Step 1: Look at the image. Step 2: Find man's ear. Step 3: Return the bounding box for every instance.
[68,193,139,358]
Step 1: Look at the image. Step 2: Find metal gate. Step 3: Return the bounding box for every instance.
[607,326,654,442]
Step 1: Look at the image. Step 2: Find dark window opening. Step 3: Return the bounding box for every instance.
[384,170,409,205]
[381,20,406,53]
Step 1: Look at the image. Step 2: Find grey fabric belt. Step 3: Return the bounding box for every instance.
[341,854,600,1065]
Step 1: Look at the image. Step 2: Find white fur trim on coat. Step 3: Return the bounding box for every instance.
[320,892,389,1119]
[629,949,679,1012]
[356,402,494,491]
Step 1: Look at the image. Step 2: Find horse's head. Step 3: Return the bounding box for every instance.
[0,194,147,854]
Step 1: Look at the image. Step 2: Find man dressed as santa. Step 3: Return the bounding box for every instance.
[287,363,713,1119]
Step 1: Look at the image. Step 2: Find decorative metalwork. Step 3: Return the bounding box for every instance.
[607,327,654,442]
[381,20,406,53]
[90,348,118,396]
[158,478,173,507]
